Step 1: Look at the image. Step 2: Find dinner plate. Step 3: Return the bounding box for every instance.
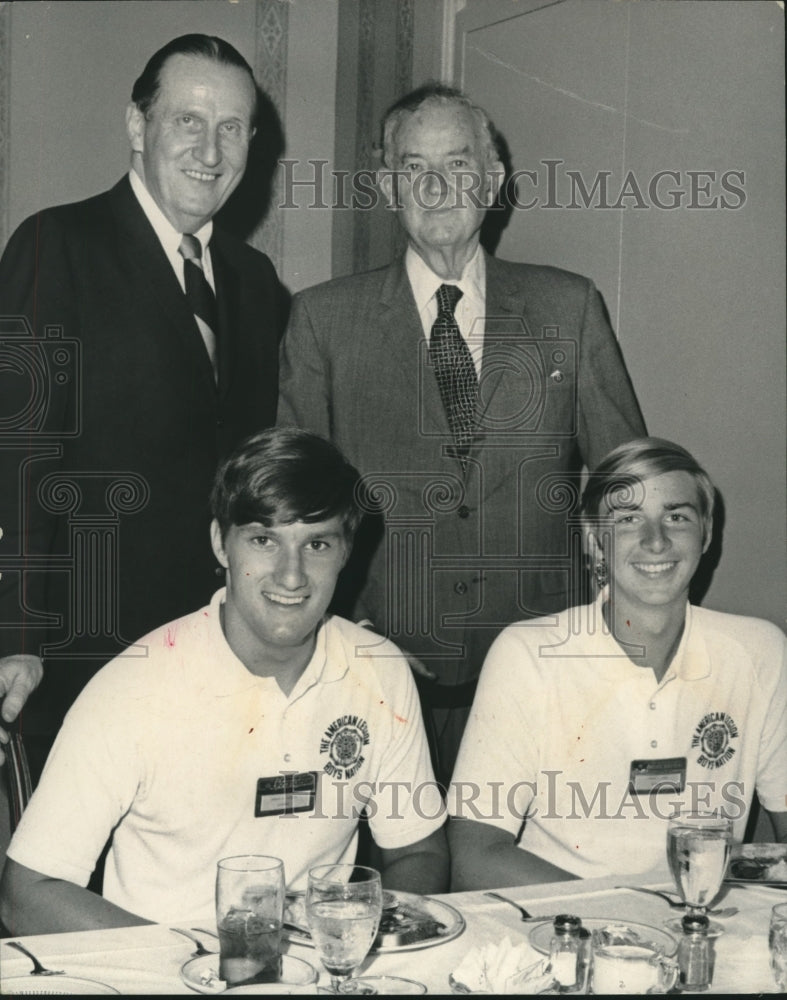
[284,890,465,953]
[0,976,120,995]
[180,953,318,995]
[529,917,677,957]
[725,842,787,886]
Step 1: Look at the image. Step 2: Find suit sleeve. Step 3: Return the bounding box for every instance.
[576,282,646,469]
[0,214,74,659]
[277,290,332,437]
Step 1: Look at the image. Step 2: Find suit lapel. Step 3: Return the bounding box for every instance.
[378,257,451,436]
[108,178,217,392]
[477,251,533,414]
[210,237,236,398]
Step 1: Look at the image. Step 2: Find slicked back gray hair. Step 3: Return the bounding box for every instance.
[380,82,499,169]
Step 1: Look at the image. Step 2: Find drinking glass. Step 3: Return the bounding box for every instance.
[305,864,383,993]
[770,901,787,991]
[666,811,732,935]
[591,941,677,995]
[216,855,286,988]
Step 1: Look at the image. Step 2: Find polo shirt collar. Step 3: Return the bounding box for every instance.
[664,602,711,681]
[592,593,709,683]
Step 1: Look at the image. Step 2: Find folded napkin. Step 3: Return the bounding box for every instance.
[451,937,555,994]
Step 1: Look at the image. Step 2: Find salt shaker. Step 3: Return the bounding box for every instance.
[677,913,713,991]
[549,913,582,993]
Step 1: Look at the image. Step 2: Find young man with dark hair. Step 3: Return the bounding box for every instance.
[0,429,447,934]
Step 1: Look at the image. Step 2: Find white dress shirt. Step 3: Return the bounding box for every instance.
[405,244,486,375]
[128,168,215,292]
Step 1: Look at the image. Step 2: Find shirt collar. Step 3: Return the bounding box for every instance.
[128,168,213,256]
[405,243,485,314]
[665,602,710,681]
[595,592,708,682]
[209,588,347,698]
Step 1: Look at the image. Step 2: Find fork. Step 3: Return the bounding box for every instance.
[615,886,738,916]
[6,941,65,975]
[170,927,215,956]
[484,891,533,920]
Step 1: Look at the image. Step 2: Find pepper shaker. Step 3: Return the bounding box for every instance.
[677,913,713,991]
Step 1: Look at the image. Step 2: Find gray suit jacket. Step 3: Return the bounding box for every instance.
[278,253,645,686]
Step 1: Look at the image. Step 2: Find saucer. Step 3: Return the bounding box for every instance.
[181,953,318,994]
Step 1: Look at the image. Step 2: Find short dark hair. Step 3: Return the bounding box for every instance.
[581,437,716,543]
[131,34,257,120]
[380,81,499,169]
[211,427,363,540]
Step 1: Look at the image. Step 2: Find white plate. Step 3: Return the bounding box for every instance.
[284,890,465,953]
[0,976,120,995]
[180,953,318,995]
[726,842,787,886]
[529,918,677,957]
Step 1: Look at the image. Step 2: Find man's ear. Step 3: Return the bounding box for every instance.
[585,528,604,564]
[484,159,504,206]
[378,169,399,211]
[210,519,229,570]
[126,103,146,154]
[701,515,714,554]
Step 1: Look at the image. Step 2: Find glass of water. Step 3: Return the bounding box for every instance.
[305,864,382,993]
[666,810,732,935]
[770,902,787,991]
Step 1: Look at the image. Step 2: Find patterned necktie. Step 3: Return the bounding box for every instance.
[178,234,218,378]
[429,283,478,467]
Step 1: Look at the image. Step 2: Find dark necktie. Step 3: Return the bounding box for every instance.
[429,283,478,467]
[178,233,218,378]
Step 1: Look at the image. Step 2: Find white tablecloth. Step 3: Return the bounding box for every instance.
[0,873,782,993]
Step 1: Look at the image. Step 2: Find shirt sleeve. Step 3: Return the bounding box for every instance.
[7,666,141,885]
[447,625,541,836]
[366,662,446,849]
[753,623,787,813]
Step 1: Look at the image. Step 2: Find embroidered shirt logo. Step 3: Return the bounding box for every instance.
[690,711,739,769]
[319,714,370,779]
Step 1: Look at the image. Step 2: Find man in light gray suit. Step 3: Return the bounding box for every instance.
[278,84,646,783]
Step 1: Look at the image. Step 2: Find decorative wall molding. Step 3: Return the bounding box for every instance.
[394,0,414,100]
[250,0,289,270]
[352,0,377,274]
[0,2,11,251]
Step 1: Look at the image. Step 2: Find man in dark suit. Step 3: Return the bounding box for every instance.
[278,83,646,784]
[0,34,285,777]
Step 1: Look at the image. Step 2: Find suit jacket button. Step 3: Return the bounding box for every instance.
[454,581,468,595]
[457,505,470,519]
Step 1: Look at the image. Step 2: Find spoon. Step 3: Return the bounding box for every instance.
[170,927,215,956]
[615,886,738,917]
[6,941,65,975]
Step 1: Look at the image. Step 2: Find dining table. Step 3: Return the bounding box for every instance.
[0,868,782,994]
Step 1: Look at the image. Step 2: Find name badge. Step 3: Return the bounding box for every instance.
[255,771,319,817]
[628,757,686,795]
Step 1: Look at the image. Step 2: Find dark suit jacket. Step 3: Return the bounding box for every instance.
[278,253,646,687]
[0,177,284,738]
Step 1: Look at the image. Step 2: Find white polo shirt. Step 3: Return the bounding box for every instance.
[447,595,786,878]
[9,590,444,923]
